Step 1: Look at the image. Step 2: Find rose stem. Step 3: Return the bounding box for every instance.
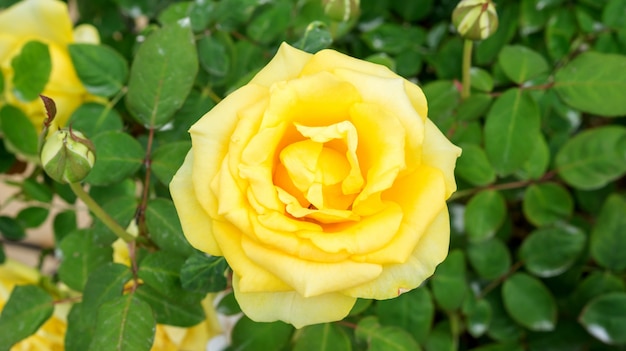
[461,39,473,100]
[69,182,135,242]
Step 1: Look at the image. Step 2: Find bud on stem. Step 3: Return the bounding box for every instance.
[452,0,498,41]
[40,128,95,184]
[322,0,360,22]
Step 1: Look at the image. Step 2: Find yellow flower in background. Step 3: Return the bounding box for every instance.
[0,0,100,129]
[170,42,462,328]
[113,238,223,350]
[0,259,67,351]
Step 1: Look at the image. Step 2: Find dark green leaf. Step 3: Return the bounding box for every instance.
[216,292,241,315]
[65,303,93,351]
[138,251,203,303]
[230,316,293,351]
[603,0,626,28]
[455,144,495,187]
[590,194,626,271]
[422,80,460,130]
[463,298,492,338]
[465,190,507,242]
[0,285,54,349]
[376,287,434,343]
[502,273,557,331]
[151,141,190,185]
[555,126,626,190]
[134,284,205,327]
[485,289,524,342]
[22,178,53,203]
[554,51,626,116]
[68,103,124,138]
[145,198,195,257]
[0,216,25,241]
[294,21,333,53]
[498,45,549,84]
[92,195,137,245]
[88,294,155,351]
[579,292,626,345]
[467,238,512,280]
[520,226,586,277]
[457,93,492,121]
[518,133,550,180]
[58,229,113,291]
[16,206,48,228]
[522,183,574,226]
[484,88,541,176]
[570,271,625,313]
[85,131,144,186]
[10,40,51,101]
[126,18,199,128]
[81,263,133,326]
[198,35,230,77]
[53,210,77,244]
[545,10,577,61]
[0,105,38,157]
[293,323,351,351]
[68,44,128,97]
[355,316,421,351]
[361,24,424,54]
[431,250,467,311]
[180,253,228,294]
[246,2,292,44]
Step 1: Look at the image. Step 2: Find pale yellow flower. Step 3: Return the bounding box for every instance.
[0,0,100,129]
[170,42,462,328]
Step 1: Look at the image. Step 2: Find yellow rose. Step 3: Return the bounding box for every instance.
[112,238,222,350]
[0,259,67,351]
[0,0,100,129]
[170,43,462,328]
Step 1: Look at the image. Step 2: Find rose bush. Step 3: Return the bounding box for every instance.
[0,259,68,351]
[171,42,461,328]
[0,0,100,129]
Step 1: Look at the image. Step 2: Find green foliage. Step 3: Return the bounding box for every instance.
[2,0,626,349]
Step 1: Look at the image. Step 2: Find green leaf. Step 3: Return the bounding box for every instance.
[92,195,137,245]
[485,288,524,342]
[145,198,195,257]
[68,103,124,138]
[422,80,460,130]
[10,40,51,101]
[465,190,507,242]
[0,286,53,349]
[467,238,512,280]
[81,263,133,326]
[53,210,77,244]
[555,126,626,190]
[151,141,190,185]
[246,2,292,44]
[475,4,519,65]
[16,206,48,228]
[570,271,625,313]
[85,131,144,186]
[463,298,492,338]
[0,243,4,264]
[522,183,574,226]
[138,251,203,304]
[126,18,199,128]
[545,9,577,61]
[498,45,549,84]
[470,67,494,92]
[455,144,495,187]
[230,316,293,351]
[197,35,230,77]
[294,21,333,53]
[470,342,524,351]
[88,294,155,351]
[590,194,626,271]
[361,24,424,55]
[554,51,626,116]
[0,216,25,241]
[484,88,541,176]
[431,250,468,311]
[603,0,626,28]
[502,273,557,331]
[579,292,626,345]
[134,284,205,327]
[376,287,434,343]
[58,229,113,291]
[180,253,228,294]
[518,133,550,180]
[22,178,53,203]
[0,105,38,157]
[520,225,586,278]
[355,316,421,351]
[216,292,241,315]
[456,93,492,121]
[65,303,93,351]
[68,44,128,97]
[293,323,351,351]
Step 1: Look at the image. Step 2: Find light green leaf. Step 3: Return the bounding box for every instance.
[554,51,626,116]
[520,225,586,277]
[0,105,38,157]
[126,18,199,128]
[355,316,421,351]
[85,131,144,186]
[294,21,333,53]
[455,144,495,187]
[498,45,549,84]
[522,183,574,226]
[502,273,557,331]
[293,323,351,351]
[10,40,51,102]
[465,190,507,242]
[88,294,155,351]
[376,287,434,343]
[231,316,293,351]
[555,126,626,190]
[68,103,124,138]
[68,44,128,97]
[590,194,626,272]
[467,238,512,280]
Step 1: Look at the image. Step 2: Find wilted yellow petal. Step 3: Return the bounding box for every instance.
[232,274,356,329]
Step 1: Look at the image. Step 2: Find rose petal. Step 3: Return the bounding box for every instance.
[232,274,356,329]
[421,119,463,198]
[353,165,447,263]
[342,207,450,299]
[249,42,313,87]
[170,152,222,256]
[0,0,74,46]
[241,236,382,297]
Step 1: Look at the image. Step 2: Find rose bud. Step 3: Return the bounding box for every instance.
[452,0,498,40]
[322,0,360,22]
[40,128,95,183]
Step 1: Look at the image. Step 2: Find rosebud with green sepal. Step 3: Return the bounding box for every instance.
[452,0,498,41]
[322,0,360,22]
[40,128,95,184]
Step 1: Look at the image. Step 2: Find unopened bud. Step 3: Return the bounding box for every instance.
[40,129,95,183]
[322,0,360,22]
[452,0,498,41]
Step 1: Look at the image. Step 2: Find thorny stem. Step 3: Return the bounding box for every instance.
[69,182,135,242]
[461,39,473,100]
